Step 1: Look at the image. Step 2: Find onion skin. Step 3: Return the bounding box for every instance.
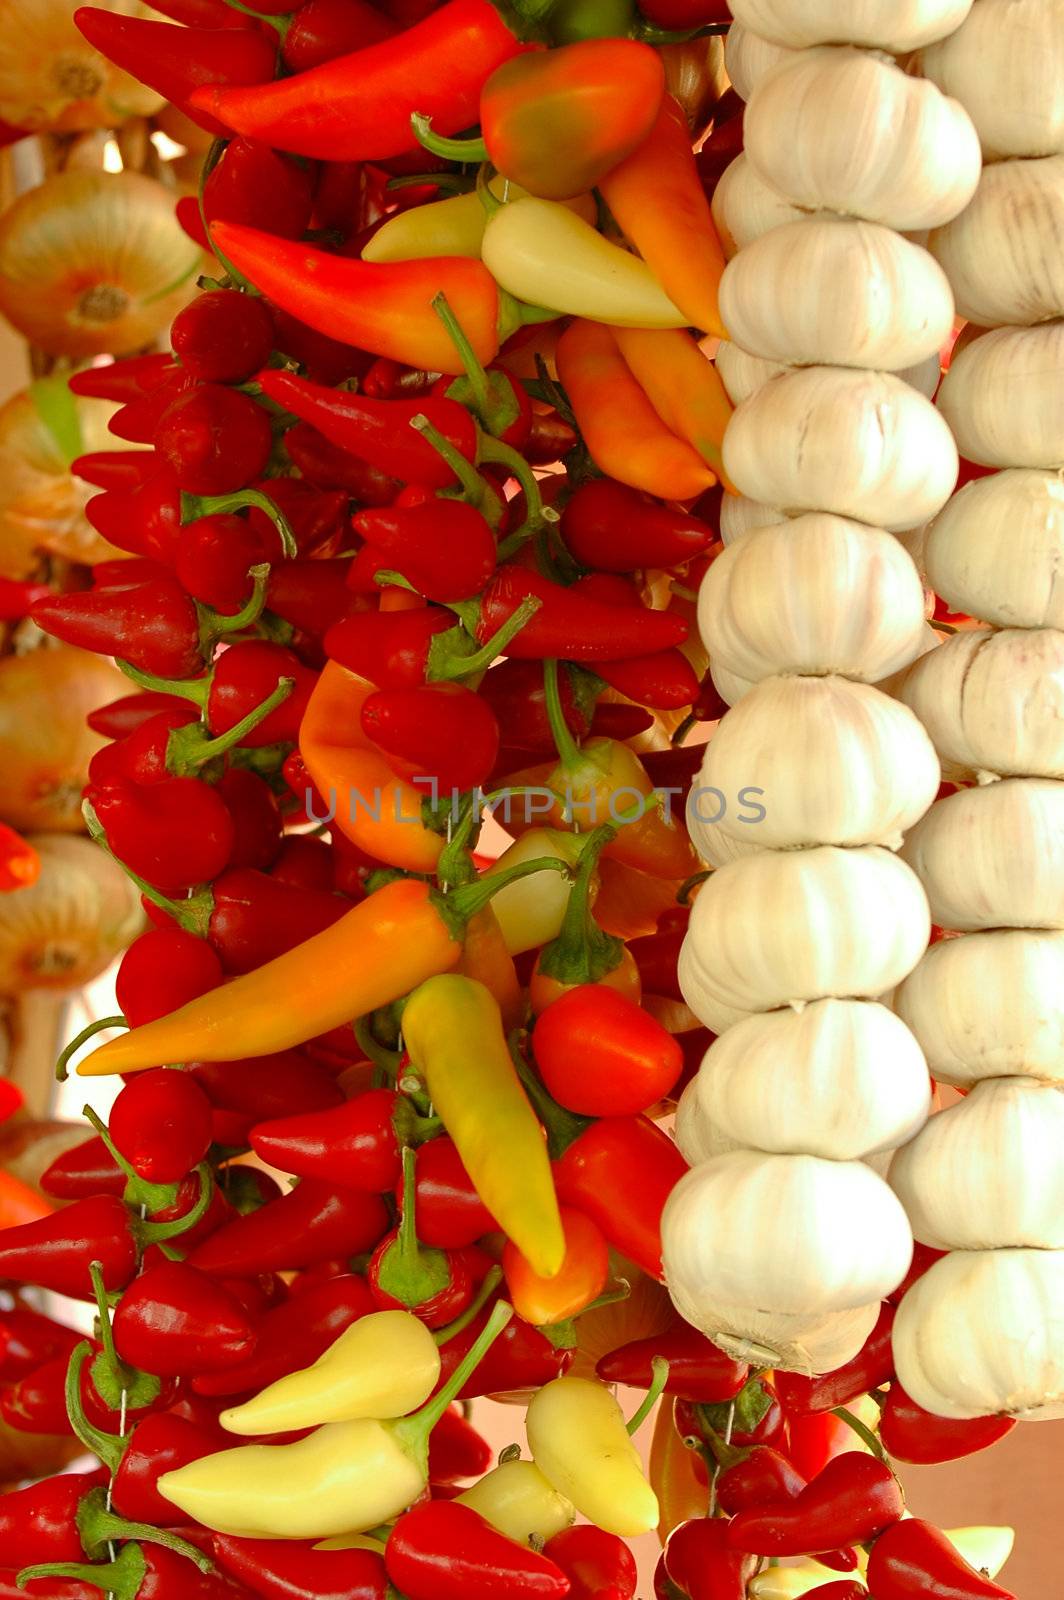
[0,0,163,134]
[0,833,143,995]
[0,647,124,833]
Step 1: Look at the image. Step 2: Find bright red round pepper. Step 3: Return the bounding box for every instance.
[108,1069,214,1184]
[156,385,273,496]
[171,290,276,384]
[111,1261,257,1377]
[534,985,683,1116]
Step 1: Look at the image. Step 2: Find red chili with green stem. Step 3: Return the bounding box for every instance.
[368,1147,473,1329]
[776,1303,896,1416]
[19,1539,247,1600]
[191,1272,375,1399]
[351,500,498,603]
[249,1087,432,1192]
[208,1536,387,1600]
[133,863,346,971]
[88,693,191,740]
[170,290,276,385]
[433,1297,572,1399]
[466,565,689,662]
[156,385,273,497]
[561,478,714,571]
[192,1051,343,1125]
[33,578,205,679]
[201,137,316,245]
[108,1071,214,1186]
[111,1262,258,1378]
[597,1324,747,1403]
[283,420,402,504]
[725,1452,905,1558]
[283,0,397,71]
[0,1307,81,1382]
[595,649,699,710]
[86,779,234,894]
[664,1517,758,1600]
[410,1136,497,1249]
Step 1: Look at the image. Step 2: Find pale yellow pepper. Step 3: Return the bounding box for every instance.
[364,179,596,263]
[526,1375,659,1537]
[219,1311,441,1436]
[458,1458,575,1546]
[485,827,585,954]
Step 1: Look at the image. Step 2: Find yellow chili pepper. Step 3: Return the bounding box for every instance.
[159,1302,513,1539]
[749,1562,861,1599]
[942,1526,1015,1580]
[649,1395,709,1546]
[485,827,585,954]
[219,1311,441,1437]
[457,1458,576,1546]
[364,180,596,263]
[456,906,525,1030]
[613,326,734,490]
[526,1375,660,1537]
[402,974,565,1278]
[481,199,688,328]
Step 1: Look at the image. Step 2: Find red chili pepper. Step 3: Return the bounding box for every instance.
[716,1446,806,1516]
[269,835,335,892]
[40,1138,126,1202]
[185,1178,388,1277]
[665,1518,758,1600]
[85,471,186,566]
[360,682,500,794]
[479,657,591,754]
[0,1196,141,1298]
[73,449,158,490]
[0,575,50,621]
[694,91,744,200]
[363,359,440,400]
[156,386,273,497]
[597,1325,747,1403]
[108,1071,214,1185]
[879,1383,1016,1464]
[0,1471,114,1568]
[0,1307,81,1382]
[553,1113,687,1280]
[385,1499,570,1600]
[367,1148,473,1328]
[69,355,177,403]
[109,372,200,445]
[475,566,688,662]
[596,649,699,710]
[284,420,401,503]
[325,606,455,687]
[210,1537,387,1600]
[204,868,348,974]
[191,1272,374,1397]
[2,1342,179,1438]
[780,1410,852,1482]
[249,1088,408,1190]
[434,1297,572,1399]
[726,1453,905,1558]
[33,580,204,678]
[21,1541,258,1600]
[284,0,396,70]
[139,0,255,24]
[203,137,316,244]
[111,1262,257,1377]
[352,499,497,601]
[429,1403,493,1484]
[192,1050,344,1122]
[86,1409,228,1526]
[533,986,683,1117]
[73,9,277,133]
[626,926,686,1002]
[89,708,202,789]
[115,928,223,1029]
[543,1527,636,1600]
[561,479,713,571]
[190,0,524,160]
[88,692,189,739]
[171,290,276,384]
[265,559,366,636]
[204,641,318,747]
[87,779,233,894]
[776,1303,896,1415]
[411,1135,497,1248]
[212,774,279,875]
[866,1518,1017,1600]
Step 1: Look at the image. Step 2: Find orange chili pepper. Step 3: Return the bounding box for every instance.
[598,95,727,338]
[455,908,524,1033]
[0,823,39,892]
[0,1169,53,1228]
[556,320,716,502]
[613,326,734,491]
[502,1205,610,1326]
[650,1395,710,1545]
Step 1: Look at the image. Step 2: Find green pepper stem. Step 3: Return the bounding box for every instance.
[441,854,572,934]
[182,488,297,558]
[200,562,272,641]
[395,1146,420,1269]
[82,801,214,939]
[354,1016,402,1080]
[475,162,503,216]
[115,660,208,706]
[55,1015,127,1082]
[833,1405,888,1462]
[509,1039,591,1162]
[626,1357,671,1436]
[137,1162,214,1245]
[168,677,294,775]
[64,1340,126,1473]
[410,113,488,164]
[428,597,542,683]
[542,659,582,771]
[535,817,622,985]
[82,1105,177,1215]
[88,1259,126,1377]
[433,1265,503,1347]
[478,433,546,544]
[432,293,491,420]
[397,1299,514,1460]
[408,415,492,514]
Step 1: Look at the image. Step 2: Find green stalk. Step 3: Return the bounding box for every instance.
[627,1357,671,1436]
[182,487,297,558]
[410,113,488,164]
[199,562,272,642]
[82,801,213,940]
[55,1016,127,1082]
[166,677,294,776]
[542,658,581,770]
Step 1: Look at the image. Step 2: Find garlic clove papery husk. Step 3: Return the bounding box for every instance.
[715,341,788,406]
[698,514,929,684]
[718,492,784,543]
[728,0,973,52]
[900,778,1064,931]
[892,1247,1064,1419]
[928,155,1064,325]
[692,676,940,854]
[681,999,932,1161]
[889,1077,1064,1249]
[662,1152,914,1316]
[918,0,1064,161]
[936,321,1064,468]
[678,846,932,1031]
[706,657,757,712]
[894,928,1064,1086]
[722,367,959,530]
[743,48,981,231]
[711,153,807,260]
[719,218,955,371]
[670,1282,882,1377]
[724,21,797,102]
[898,626,1064,780]
[922,468,1064,630]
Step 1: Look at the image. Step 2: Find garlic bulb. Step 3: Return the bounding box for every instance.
[901,352,943,399]
[922,468,1064,630]
[669,1278,881,1376]
[724,21,796,101]
[720,218,955,371]
[722,367,959,530]
[714,341,787,406]
[901,779,1064,931]
[889,1078,1064,1249]
[698,514,928,684]
[711,154,807,260]
[707,658,756,715]
[744,49,981,231]
[719,493,784,542]
[929,155,1064,325]
[898,627,1064,779]
[728,0,972,52]
[679,846,931,1031]
[936,321,1064,467]
[662,1152,913,1315]
[893,1248,1064,1419]
[919,0,1064,160]
[681,1000,931,1161]
[692,676,940,854]
[894,929,1064,1086]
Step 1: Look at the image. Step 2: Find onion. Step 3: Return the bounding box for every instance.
[0,170,202,358]
[0,0,162,134]
[0,833,143,994]
[0,646,124,832]
[0,381,136,577]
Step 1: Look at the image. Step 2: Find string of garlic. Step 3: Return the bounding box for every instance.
[660,1,979,1375]
[886,0,1064,1421]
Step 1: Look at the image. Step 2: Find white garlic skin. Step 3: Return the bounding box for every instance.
[918,0,1064,161]
[729,0,972,52]
[692,676,940,854]
[669,1278,881,1376]
[679,845,932,1032]
[936,321,1064,468]
[894,928,1064,1086]
[711,153,806,260]
[900,778,1064,931]
[889,1078,1064,1249]
[744,48,981,231]
[929,155,1064,325]
[698,513,929,684]
[723,367,959,531]
[715,341,787,407]
[680,999,931,1161]
[720,218,955,371]
[718,492,785,544]
[922,468,1064,630]
[724,21,797,101]
[892,1247,1064,1419]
